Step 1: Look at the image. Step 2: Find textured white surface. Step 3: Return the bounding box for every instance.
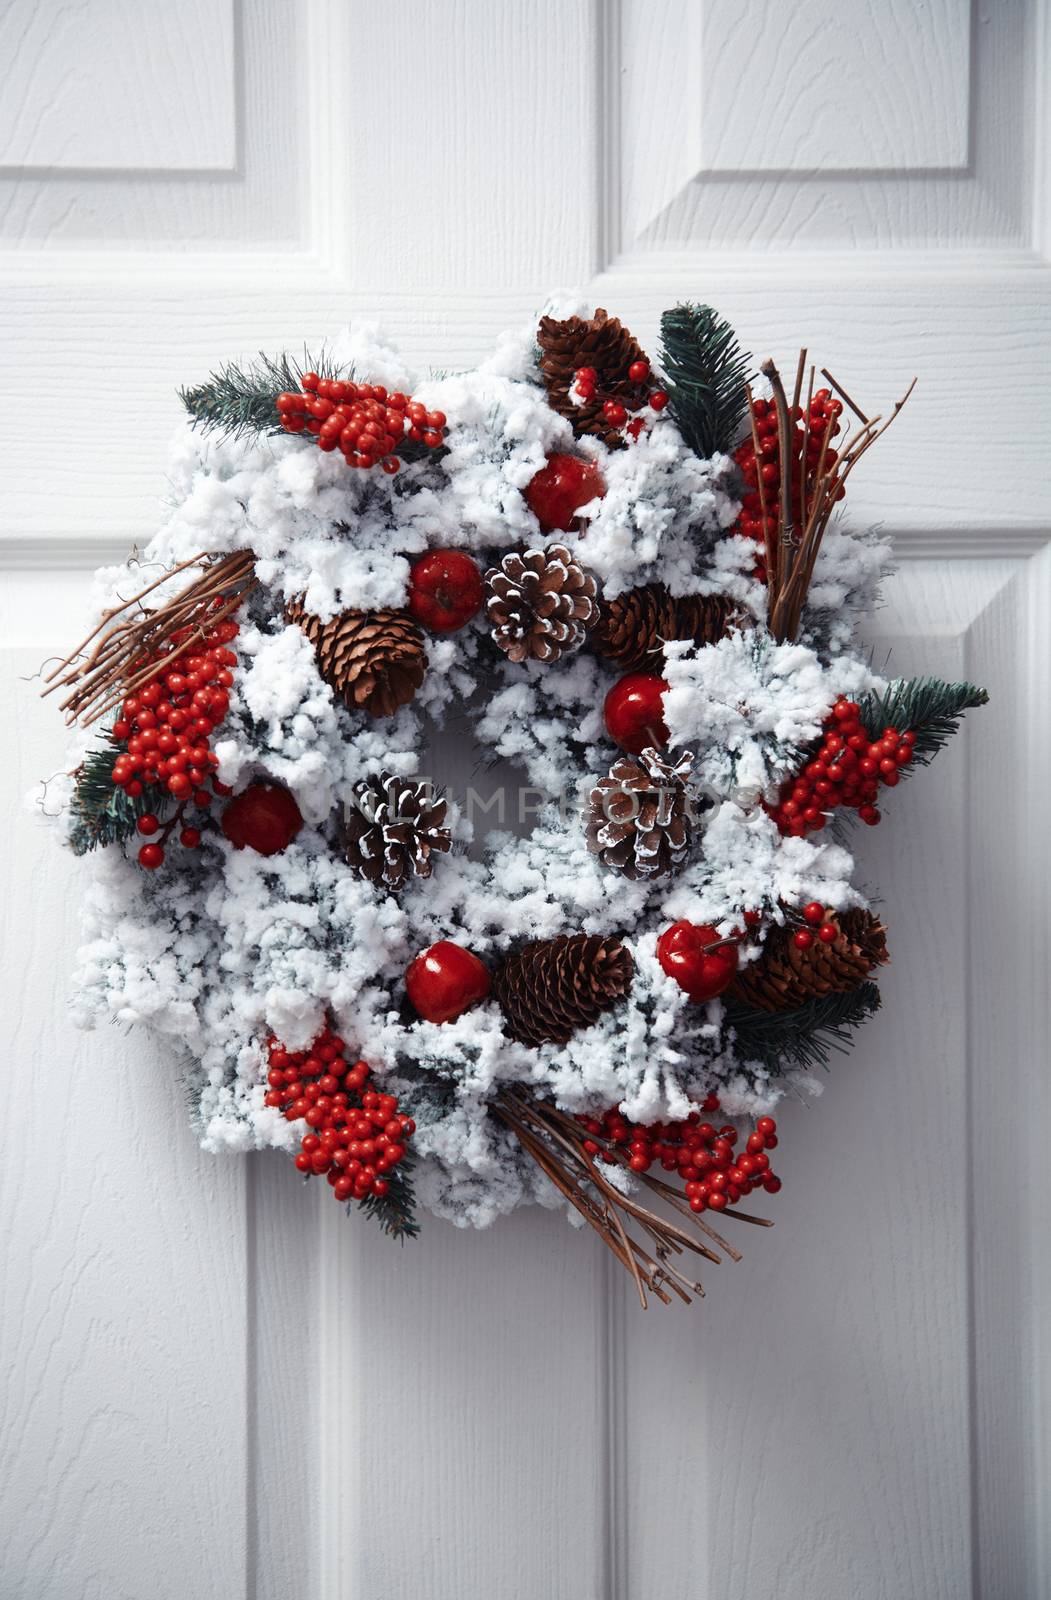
[2,0,1049,1595]
[0,0,236,170]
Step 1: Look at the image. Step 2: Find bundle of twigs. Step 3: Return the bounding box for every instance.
[42,549,257,726]
[494,1089,771,1309]
[750,353,915,642]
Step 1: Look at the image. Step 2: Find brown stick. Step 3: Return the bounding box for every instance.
[820,367,869,425]
[43,550,257,726]
[759,359,797,617]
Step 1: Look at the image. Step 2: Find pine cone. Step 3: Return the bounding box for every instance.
[592,584,740,671]
[493,933,635,1046]
[584,748,694,880]
[342,774,451,892]
[485,544,598,663]
[286,601,426,718]
[728,910,889,1013]
[537,307,650,447]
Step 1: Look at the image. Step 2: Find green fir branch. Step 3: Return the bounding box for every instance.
[69,744,168,856]
[858,676,989,765]
[355,1148,419,1241]
[658,302,753,459]
[724,982,882,1075]
[179,349,341,440]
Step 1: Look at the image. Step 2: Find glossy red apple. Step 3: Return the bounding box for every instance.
[524,452,606,533]
[407,549,484,633]
[221,781,303,856]
[405,940,491,1023]
[603,672,669,755]
[657,920,739,1003]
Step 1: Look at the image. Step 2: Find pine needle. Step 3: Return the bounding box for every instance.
[724,983,882,1074]
[179,349,341,440]
[658,303,752,458]
[69,744,168,856]
[858,676,989,764]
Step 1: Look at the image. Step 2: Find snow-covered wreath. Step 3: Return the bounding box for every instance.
[41,300,986,1306]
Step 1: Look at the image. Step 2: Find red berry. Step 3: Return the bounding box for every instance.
[523,452,606,534]
[649,390,668,411]
[603,673,669,755]
[818,922,838,944]
[628,359,650,384]
[137,814,160,836]
[802,901,825,925]
[138,843,164,870]
[793,929,814,950]
[656,921,739,1003]
[405,941,491,1024]
[407,550,484,633]
[221,782,303,856]
[602,400,628,427]
[180,826,202,849]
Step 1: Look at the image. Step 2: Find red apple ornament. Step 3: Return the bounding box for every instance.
[406,940,491,1024]
[407,549,484,633]
[657,920,739,1003]
[221,781,304,856]
[603,672,669,755]
[524,452,606,534]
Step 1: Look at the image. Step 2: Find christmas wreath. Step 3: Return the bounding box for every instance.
[40,300,987,1307]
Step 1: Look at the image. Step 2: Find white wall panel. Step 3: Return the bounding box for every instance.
[697,0,972,173]
[0,0,236,171]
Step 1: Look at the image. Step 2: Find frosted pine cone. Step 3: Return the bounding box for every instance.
[584,748,695,880]
[342,774,451,893]
[485,544,598,663]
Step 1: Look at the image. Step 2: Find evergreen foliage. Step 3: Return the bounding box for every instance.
[357,1149,419,1241]
[658,303,752,459]
[180,350,339,439]
[724,982,882,1074]
[69,744,168,856]
[858,676,989,764]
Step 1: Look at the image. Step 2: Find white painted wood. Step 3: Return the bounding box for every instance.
[697,0,971,173]
[1,637,249,1600]
[620,0,1033,250]
[2,0,1050,1595]
[0,0,236,171]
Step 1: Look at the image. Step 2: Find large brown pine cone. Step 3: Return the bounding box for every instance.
[286,600,426,718]
[584,748,694,880]
[592,584,740,671]
[493,933,635,1046]
[727,909,888,1013]
[485,544,598,663]
[537,307,650,447]
[342,774,451,893]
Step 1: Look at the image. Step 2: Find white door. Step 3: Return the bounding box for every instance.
[3,3,1049,1596]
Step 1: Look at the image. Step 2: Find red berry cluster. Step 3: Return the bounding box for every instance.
[768,698,916,836]
[792,901,843,950]
[733,388,844,577]
[572,359,668,442]
[275,372,446,474]
[264,1028,415,1206]
[110,610,238,869]
[577,1092,781,1214]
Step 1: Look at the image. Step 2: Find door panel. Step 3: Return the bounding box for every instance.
[2,3,1048,1597]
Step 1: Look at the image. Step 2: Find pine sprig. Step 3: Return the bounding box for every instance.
[69,744,167,856]
[356,1147,419,1241]
[179,349,340,440]
[658,303,752,459]
[724,982,882,1075]
[859,676,989,764]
